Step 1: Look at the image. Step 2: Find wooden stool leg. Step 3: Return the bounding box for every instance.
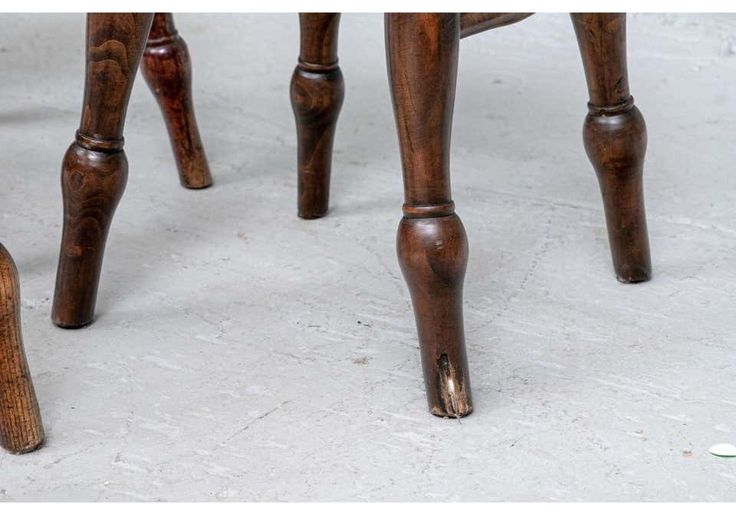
[141,13,212,189]
[52,13,154,328]
[571,13,651,283]
[290,13,344,219]
[0,244,44,454]
[386,14,472,418]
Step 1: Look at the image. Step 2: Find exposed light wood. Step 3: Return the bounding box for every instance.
[386,13,472,417]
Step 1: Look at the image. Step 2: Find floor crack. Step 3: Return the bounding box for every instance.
[219,400,291,447]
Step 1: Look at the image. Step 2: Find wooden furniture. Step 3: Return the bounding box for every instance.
[1,12,206,454]
[48,12,651,421]
[0,244,44,454]
[52,13,210,329]
[292,13,651,417]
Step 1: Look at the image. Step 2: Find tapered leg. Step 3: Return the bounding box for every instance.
[291,13,344,219]
[386,14,472,417]
[571,13,651,283]
[142,13,212,189]
[0,244,44,454]
[52,13,154,328]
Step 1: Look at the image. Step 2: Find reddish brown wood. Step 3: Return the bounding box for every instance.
[0,243,44,454]
[386,13,472,418]
[52,13,154,328]
[460,13,533,38]
[43,12,651,423]
[291,13,344,219]
[142,13,212,189]
[572,13,651,283]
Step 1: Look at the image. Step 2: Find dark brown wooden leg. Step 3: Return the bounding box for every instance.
[571,13,651,283]
[142,13,212,189]
[290,13,344,219]
[52,13,154,328]
[386,14,472,418]
[0,244,44,454]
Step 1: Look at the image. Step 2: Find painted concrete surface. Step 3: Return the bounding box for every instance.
[1,13,736,501]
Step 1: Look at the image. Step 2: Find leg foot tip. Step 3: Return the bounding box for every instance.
[429,353,472,418]
[182,180,213,190]
[2,437,45,455]
[180,171,213,190]
[615,266,651,284]
[52,315,94,330]
[298,209,329,220]
[430,405,473,419]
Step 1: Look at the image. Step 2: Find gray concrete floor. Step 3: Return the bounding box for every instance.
[1,13,736,501]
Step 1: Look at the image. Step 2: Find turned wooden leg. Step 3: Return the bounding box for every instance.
[52,13,154,328]
[386,14,472,418]
[142,13,212,189]
[0,244,44,454]
[290,13,344,219]
[571,13,651,283]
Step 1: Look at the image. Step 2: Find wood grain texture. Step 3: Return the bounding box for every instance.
[386,13,472,418]
[572,13,651,283]
[142,13,212,189]
[291,13,344,219]
[52,13,153,328]
[0,244,44,454]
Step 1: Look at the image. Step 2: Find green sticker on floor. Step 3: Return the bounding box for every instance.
[709,443,736,458]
